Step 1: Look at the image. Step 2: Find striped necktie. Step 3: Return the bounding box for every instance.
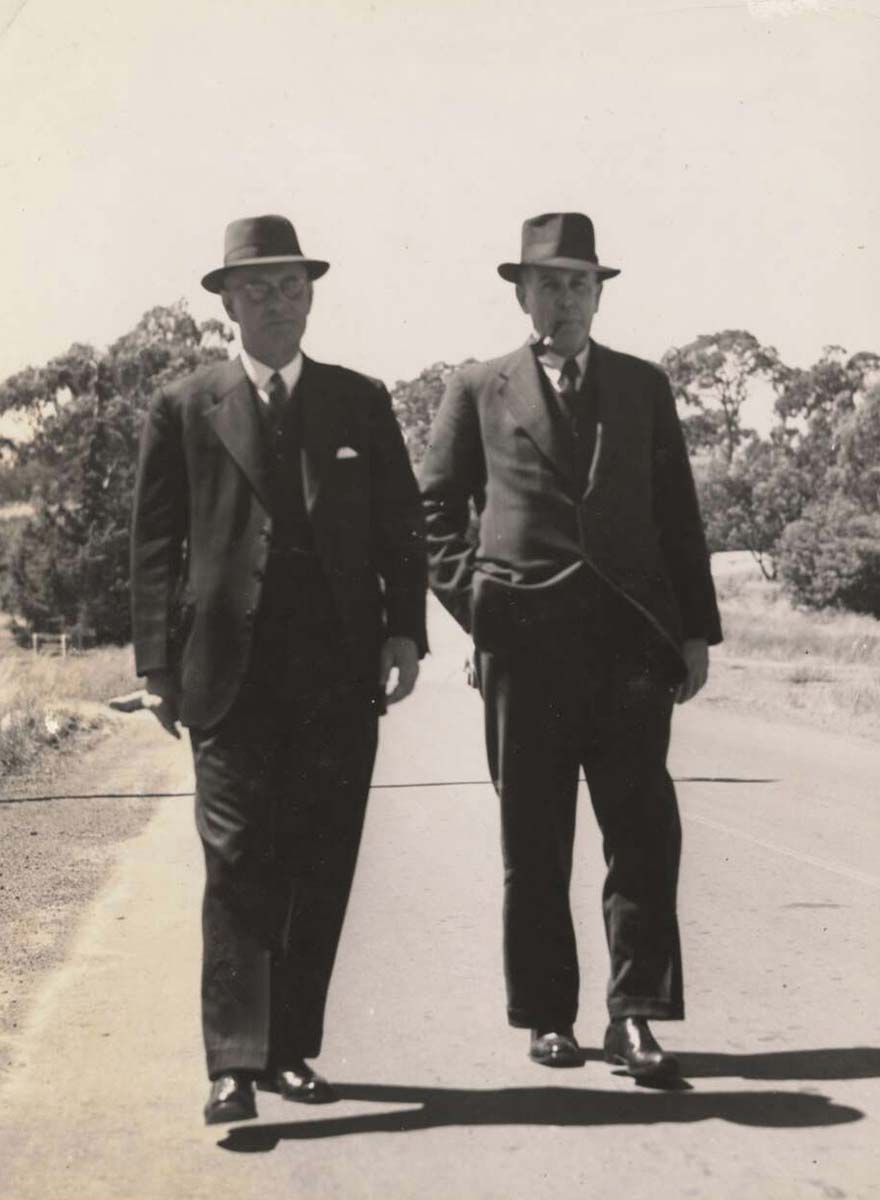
[266,371,288,431]
[558,358,580,403]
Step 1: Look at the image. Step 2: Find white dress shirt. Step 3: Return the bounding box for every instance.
[535,340,590,394]
[239,347,303,403]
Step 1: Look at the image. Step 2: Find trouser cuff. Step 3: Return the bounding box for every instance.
[607,997,684,1021]
[508,1009,578,1030]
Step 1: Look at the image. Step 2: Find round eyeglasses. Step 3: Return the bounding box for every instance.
[231,277,308,303]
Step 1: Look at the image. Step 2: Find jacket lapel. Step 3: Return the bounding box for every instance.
[581,341,607,500]
[498,344,573,483]
[204,359,272,512]
[298,356,350,514]
[584,341,629,500]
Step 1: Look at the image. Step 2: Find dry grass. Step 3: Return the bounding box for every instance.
[6,642,140,704]
[0,630,138,774]
[714,572,880,667]
[709,556,880,740]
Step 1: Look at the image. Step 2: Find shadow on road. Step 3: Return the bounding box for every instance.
[673,776,778,784]
[0,791,193,805]
[218,1079,863,1152]
[0,777,780,804]
[577,1045,880,1081]
[673,1046,880,1081]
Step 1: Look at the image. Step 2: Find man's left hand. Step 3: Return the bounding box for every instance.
[675,638,709,704]
[379,636,420,704]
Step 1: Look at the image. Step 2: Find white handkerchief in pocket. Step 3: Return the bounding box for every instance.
[336,446,359,459]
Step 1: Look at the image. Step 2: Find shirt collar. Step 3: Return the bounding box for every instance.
[533,337,590,378]
[239,347,303,397]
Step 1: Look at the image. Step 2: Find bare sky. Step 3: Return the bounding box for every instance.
[1,0,877,410]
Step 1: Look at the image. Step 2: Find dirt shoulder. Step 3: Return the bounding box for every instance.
[704,649,880,743]
[0,713,189,1075]
[710,558,880,743]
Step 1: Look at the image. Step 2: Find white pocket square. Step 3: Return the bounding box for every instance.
[336,446,359,459]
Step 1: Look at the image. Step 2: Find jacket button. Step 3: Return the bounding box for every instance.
[253,568,264,581]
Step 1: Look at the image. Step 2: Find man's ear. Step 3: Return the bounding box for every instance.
[515,281,528,314]
[220,291,236,322]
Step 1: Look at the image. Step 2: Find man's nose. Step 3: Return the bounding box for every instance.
[264,289,292,312]
[265,282,294,302]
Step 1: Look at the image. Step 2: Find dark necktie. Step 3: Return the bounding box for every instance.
[558,358,580,406]
[266,371,288,431]
[559,358,596,493]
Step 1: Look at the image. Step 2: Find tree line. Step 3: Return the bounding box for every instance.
[0,303,231,643]
[0,306,877,645]
[663,331,880,614]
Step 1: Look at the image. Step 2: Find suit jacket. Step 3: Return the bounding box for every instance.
[419,341,721,668]
[131,355,427,729]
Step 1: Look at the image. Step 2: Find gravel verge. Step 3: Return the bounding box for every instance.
[0,715,181,1074]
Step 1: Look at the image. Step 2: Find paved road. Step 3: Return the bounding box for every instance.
[1,603,877,1199]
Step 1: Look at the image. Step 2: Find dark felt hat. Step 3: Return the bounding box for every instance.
[498,212,620,282]
[201,215,330,293]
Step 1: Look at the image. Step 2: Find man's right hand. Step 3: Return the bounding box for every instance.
[141,670,181,738]
[108,684,181,738]
[104,670,185,739]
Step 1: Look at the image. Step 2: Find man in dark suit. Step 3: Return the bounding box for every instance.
[419,212,721,1083]
[130,215,427,1123]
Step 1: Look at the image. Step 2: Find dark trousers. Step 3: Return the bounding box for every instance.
[478,604,683,1030]
[190,613,378,1078]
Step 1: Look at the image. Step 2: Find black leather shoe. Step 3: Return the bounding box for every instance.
[274,1060,337,1104]
[204,1073,257,1124]
[529,1027,582,1068]
[603,1017,679,1082]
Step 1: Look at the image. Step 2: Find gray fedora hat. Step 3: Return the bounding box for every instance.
[498,212,620,282]
[201,215,330,293]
